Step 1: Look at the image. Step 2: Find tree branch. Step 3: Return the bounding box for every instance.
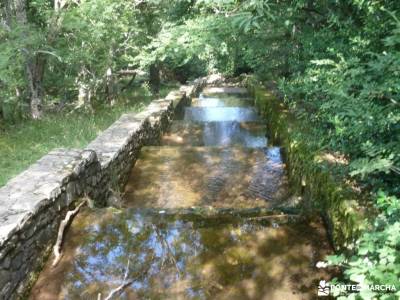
[52,199,87,267]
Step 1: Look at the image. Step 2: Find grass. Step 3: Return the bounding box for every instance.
[0,84,176,187]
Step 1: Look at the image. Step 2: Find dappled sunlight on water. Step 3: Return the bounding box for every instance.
[123,146,288,209]
[30,208,332,300]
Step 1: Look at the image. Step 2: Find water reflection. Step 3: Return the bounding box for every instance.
[161,121,267,147]
[31,209,332,300]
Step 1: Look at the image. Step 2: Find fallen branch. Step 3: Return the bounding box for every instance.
[52,199,87,267]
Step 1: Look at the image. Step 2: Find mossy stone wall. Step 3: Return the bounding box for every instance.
[245,77,366,250]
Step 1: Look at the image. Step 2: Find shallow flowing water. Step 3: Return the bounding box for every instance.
[30,86,333,300]
[123,146,288,209]
[161,121,267,147]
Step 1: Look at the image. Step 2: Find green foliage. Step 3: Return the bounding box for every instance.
[0,18,43,120]
[277,4,400,194]
[0,0,187,120]
[326,192,400,300]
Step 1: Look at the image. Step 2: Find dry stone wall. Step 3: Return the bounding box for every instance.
[0,78,207,299]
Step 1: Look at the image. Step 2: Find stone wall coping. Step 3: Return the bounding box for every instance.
[85,116,146,167]
[0,149,97,247]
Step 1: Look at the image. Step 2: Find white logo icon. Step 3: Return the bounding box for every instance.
[318,280,330,296]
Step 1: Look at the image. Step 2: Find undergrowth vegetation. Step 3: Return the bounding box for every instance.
[327,193,400,299]
[0,85,174,187]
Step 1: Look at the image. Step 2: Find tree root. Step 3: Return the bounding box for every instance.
[52,199,87,267]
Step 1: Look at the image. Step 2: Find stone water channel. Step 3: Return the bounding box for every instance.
[30,86,332,299]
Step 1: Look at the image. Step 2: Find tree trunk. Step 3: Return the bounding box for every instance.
[12,0,66,119]
[121,72,137,91]
[149,63,160,94]
[76,67,93,110]
[281,30,292,78]
[14,0,44,119]
[105,67,116,105]
[28,54,47,119]
[2,0,12,26]
[29,82,43,119]
[77,84,89,108]
[76,84,93,111]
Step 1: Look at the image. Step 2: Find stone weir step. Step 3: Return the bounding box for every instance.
[123,146,289,209]
[184,107,260,122]
[160,120,267,147]
[191,95,253,107]
[118,206,302,223]
[201,86,249,95]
